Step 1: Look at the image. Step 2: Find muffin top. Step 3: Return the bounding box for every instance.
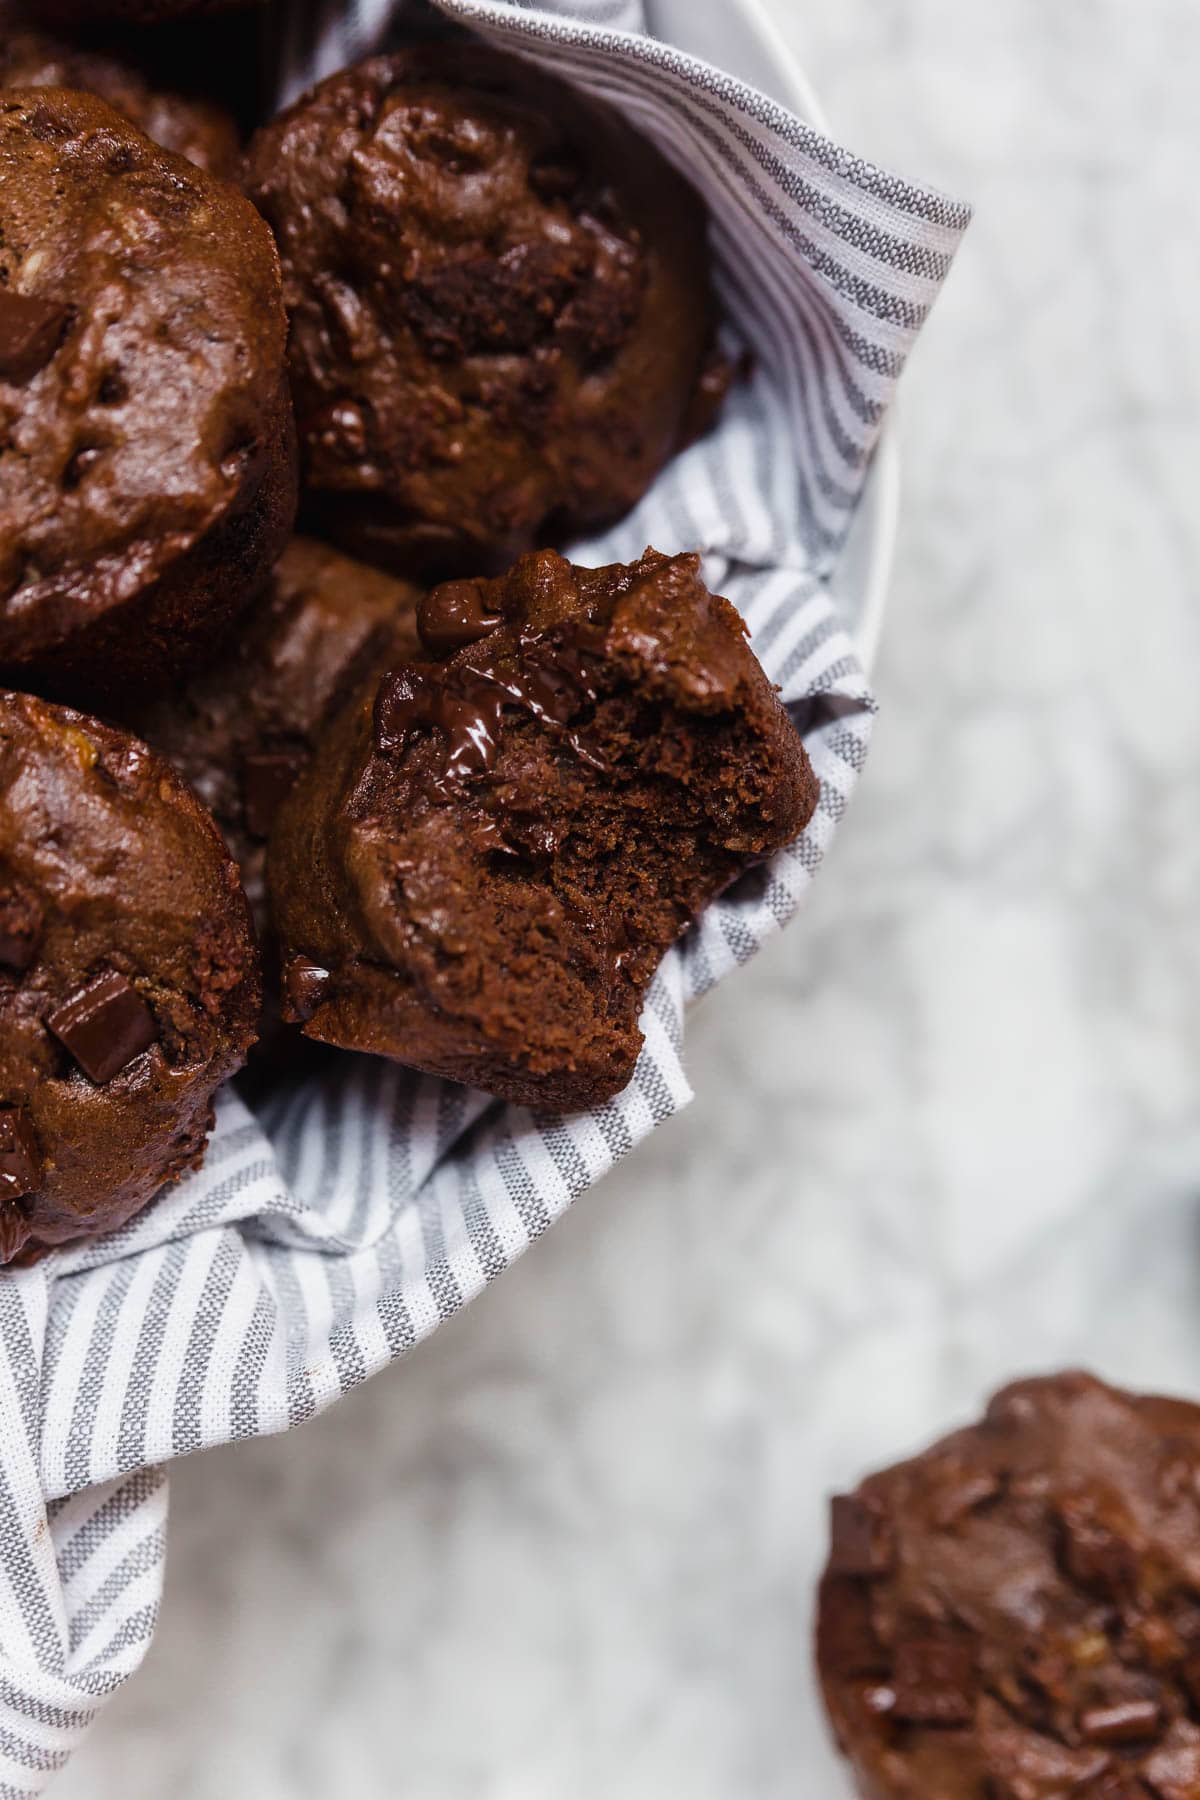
[0,88,286,667]
[244,45,725,576]
[0,26,240,174]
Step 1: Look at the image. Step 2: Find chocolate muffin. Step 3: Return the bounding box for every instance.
[0,26,240,175]
[0,690,259,1263]
[817,1371,1200,1800]
[243,45,727,579]
[127,535,423,936]
[0,89,296,705]
[268,547,816,1110]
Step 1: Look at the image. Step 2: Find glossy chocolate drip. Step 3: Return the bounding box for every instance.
[282,956,331,1022]
[0,289,68,383]
[374,626,607,794]
[417,580,502,657]
[375,667,508,787]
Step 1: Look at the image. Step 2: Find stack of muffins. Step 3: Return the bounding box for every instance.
[0,0,819,1262]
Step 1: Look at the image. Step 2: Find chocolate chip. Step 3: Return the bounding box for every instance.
[0,290,68,383]
[283,958,330,1023]
[1080,1700,1162,1745]
[417,580,502,657]
[0,1106,39,1203]
[828,1494,894,1578]
[0,883,42,973]
[890,1638,976,1726]
[46,971,158,1084]
[240,747,308,840]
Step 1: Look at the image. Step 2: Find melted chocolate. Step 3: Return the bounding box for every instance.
[46,970,158,1083]
[417,580,502,656]
[0,289,68,383]
[374,626,608,793]
[241,746,308,840]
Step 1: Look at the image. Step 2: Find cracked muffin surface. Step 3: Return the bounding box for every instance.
[244,45,727,578]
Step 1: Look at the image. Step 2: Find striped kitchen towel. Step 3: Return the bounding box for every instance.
[0,2,969,1788]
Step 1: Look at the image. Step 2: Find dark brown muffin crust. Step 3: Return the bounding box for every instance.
[817,1372,1200,1800]
[243,46,727,578]
[127,535,423,936]
[0,25,241,175]
[0,690,260,1263]
[268,547,816,1111]
[0,88,296,704]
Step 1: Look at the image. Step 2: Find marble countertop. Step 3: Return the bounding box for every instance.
[56,1,1200,1794]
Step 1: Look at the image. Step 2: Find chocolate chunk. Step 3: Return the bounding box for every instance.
[0,1106,40,1203]
[240,746,308,840]
[1080,1701,1163,1746]
[0,289,68,383]
[282,957,331,1023]
[46,970,158,1083]
[374,667,507,785]
[1057,1492,1139,1598]
[890,1638,976,1726]
[829,1495,895,1578]
[0,882,43,973]
[417,580,503,657]
[815,1577,889,1678]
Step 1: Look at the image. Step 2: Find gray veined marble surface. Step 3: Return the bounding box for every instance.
[57,2,1200,1795]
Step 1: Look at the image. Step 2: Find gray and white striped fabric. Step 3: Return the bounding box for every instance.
[0,2,969,1787]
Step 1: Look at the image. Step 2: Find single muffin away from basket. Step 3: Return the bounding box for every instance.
[0,690,259,1264]
[33,0,249,23]
[243,44,728,579]
[0,24,240,175]
[268,547,817,1112]
[126,535,424,939]
[0,88,295,705]
[817,1370,1200,1800]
